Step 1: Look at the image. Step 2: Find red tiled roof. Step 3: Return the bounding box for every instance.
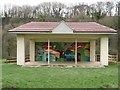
[9,21,117,33]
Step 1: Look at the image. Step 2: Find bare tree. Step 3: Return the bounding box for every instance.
[96,2,106,13]
[37,2,52,16]
[21,5,33,18]
[106,1,114,16]
[91,2,106,22]
[51,2,66,17]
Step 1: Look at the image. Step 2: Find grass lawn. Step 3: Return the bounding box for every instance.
[2,62,118,88]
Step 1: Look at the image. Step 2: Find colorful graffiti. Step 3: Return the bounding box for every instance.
[35,42,90,62]
[77,42,90,61]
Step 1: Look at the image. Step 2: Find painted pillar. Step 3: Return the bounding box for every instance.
[90,40,96,62]
[17,35,25,65]
[30,40,35,62]
[75,39,77,65]
[48,39,50,65]
[100,36,108,66]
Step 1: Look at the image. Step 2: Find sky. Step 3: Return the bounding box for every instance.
[0,0,118,6]
[0,0,119,12]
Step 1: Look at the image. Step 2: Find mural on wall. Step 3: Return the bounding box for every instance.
[77,42,90,61]
[35,42,90,62]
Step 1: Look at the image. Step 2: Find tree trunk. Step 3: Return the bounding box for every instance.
[118,3,120,62]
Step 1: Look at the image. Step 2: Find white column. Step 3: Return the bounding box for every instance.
[75,39,77,65]
[17,35,25,65]
[48,39,50,65]
[100,36,108,66]
[90,40,96,62]
[30,40,35,62]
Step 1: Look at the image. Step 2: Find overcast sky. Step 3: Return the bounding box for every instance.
[0,0,119,11]
[0,0,118,6]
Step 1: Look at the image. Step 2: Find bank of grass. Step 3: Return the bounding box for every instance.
[2,62,118,88]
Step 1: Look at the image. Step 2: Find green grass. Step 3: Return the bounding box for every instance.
[2,62,118,88]
[0,60,2,89]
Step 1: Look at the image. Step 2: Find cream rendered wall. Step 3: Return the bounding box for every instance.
[90,40,96,62]
[24,34,102,39]
[100,36,108,66]
[17,35,25,65]
[30,40,35,62]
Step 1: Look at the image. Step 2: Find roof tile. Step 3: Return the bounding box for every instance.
[9,21,117,33]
